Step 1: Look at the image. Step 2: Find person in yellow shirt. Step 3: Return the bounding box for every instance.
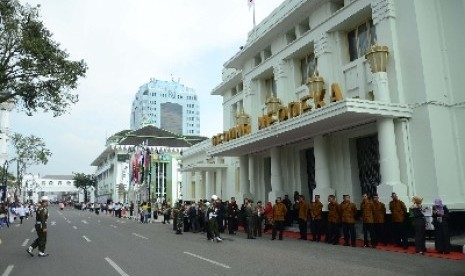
[271,197,287,240]
[295,195,310,240]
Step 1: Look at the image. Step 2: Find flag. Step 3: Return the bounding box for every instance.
[248,0,255,10]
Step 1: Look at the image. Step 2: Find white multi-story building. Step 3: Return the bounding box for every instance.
[21,174,80,203]
[130,78,200,136]
[181,0,465,213]
[91,126,206,204]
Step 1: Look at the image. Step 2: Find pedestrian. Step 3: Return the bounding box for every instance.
[360,193,375,247]
[410,196,426,254]
[26,196,50,257]
[310,195,323,242]
[263,201,273,233]
[16,203,26,224]
[254,200,264,237]
[271,197,287,240]
[340,195,357,247]
[295,195,309,240]
[432,198,450,254]
[207,195,222,242]
[227,197,238,235]
[244,198,254,239]
[326,195,341,245]
[389,192,408,249]
[372,194,386,246]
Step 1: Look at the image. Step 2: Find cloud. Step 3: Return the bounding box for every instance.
[13,0,286,175]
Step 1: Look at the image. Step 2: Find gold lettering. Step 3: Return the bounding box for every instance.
[330,83,343,102]
[278,106,289,122]
[314,89,326,108]
[300,94,313,113]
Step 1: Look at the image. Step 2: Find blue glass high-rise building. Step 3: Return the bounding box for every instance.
[130,78,200,135]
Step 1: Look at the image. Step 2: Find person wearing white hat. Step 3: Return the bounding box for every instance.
[26,196,50,257]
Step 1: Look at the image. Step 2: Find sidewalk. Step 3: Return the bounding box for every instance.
[240,225,465,261]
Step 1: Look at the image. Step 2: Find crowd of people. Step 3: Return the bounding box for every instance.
[0,200,36,228]
[159,192,451,254]
[66,191,452,255]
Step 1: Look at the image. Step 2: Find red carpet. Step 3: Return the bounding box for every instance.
[238,227,465,261]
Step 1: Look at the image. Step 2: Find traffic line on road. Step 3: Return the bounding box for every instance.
[110,225,117,229]
[0,238,2,245]
[184,252,231,269]
[82,235,91,242]
[2,265,14,276]
[73,226,77,230]
[30,228,35,233]
[51,221,56,226]
[82,220,88,224]
[105,257,130,276]
[22,239,29,247]
[132,233,148,240]
[15,224,20,227]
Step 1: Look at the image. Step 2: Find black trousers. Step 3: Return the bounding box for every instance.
[392,222,408,247]
[272,221,284,239]
[363,223,375,246]
[298,218,307,239]
[342,223,356,245]
[373,223,386,245]
[311,219,323,241]
[31,226,47,253]
[228,217,238,234]
[327,222,340,244]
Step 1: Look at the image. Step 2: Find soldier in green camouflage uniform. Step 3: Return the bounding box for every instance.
[175,202,185,234]
[27,196,50,257]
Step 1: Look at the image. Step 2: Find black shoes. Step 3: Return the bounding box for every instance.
[26,247,34,256]
[38,252,49,257]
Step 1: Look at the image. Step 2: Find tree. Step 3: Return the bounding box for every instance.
[73,172,95,203]
[0,0,87,116]
[10,132,51,189]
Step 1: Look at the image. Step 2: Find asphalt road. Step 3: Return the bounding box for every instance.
[1,206,464,276]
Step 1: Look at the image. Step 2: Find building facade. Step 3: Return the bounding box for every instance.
[21,174,80,203]
[181,0,465,211]
[91,126,207,204]
[130,78,201,136]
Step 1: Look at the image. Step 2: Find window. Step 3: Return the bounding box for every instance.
[300,53,316,85]
[49,181,53,186]
[286,29,296,44]
[265,76,277,96]
[42,181,45,186]
[58,181,62,186]
[347,20,376,62]
[67,181,71,185]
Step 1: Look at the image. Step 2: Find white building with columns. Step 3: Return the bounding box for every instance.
[181,0,465,211]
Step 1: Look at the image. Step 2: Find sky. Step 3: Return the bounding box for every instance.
[11,0,286,177]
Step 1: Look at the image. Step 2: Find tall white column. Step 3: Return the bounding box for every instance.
[373,73,391,102]
[205,171,212,199]
[268,147,284,200]
[240,155,252,200]
[194,171,203,200]
[377,118,407,203]
[313,135,334,210]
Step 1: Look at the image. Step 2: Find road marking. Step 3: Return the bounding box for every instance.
[184,252,231,269]
[82,220,88,224]
[82,235,91,242]
[22,239,29,247]
[67,220,71,224]
[0,238,2,245]
[15,224,20,228]
[105,257,129,276]
[31,228,35,233]
[2,265,14,276]
[51,221,56,226]
[73,226,77,230]
[132,233,148,240]
[110,225,117,229]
